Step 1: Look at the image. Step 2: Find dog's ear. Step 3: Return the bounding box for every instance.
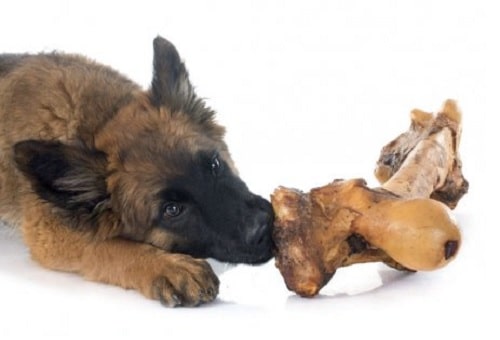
[149,36,216,125]
[13,140,109,216]
[150,36,194,109]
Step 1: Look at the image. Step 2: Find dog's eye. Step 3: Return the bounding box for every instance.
[211,154,221,176]
[163,202,183,217]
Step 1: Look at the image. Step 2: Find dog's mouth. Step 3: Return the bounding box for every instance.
[207,201,275,264]
[167,230,275,265]
[212,245,274,265]
[208,232,275,264]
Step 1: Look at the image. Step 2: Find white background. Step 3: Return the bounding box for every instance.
[0,1,498,339]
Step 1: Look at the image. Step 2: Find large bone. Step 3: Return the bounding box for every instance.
[272,100,468,297]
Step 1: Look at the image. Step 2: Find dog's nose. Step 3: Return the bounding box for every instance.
[245,203,274,246]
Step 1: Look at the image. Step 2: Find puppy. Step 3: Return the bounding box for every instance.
[0,37,274,306]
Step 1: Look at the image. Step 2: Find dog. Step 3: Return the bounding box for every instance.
[0,36,274,307]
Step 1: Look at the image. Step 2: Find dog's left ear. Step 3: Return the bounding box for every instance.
[13,140,109,217]
[150,36,195,110]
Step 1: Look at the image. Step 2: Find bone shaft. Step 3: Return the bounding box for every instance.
[382,128,453,198]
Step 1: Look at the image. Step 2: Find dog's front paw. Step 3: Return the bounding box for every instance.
[150,254,219,307]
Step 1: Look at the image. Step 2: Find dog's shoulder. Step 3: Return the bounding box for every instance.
[0,51,139,96]
[0,51,141,144]
[0,53,30,77]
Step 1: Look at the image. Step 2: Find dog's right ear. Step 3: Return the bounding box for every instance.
[149,36,218,131]
[13,140,109,217]
[150,36,195,110]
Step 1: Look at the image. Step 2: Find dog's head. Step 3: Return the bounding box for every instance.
[13,37,273,264]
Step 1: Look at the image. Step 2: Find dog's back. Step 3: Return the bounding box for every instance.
[0,53,139,225]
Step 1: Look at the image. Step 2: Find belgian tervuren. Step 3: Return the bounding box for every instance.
[0,36,273,307]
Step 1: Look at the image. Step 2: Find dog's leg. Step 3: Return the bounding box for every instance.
[82,239,220,307]
[21,211,219,307]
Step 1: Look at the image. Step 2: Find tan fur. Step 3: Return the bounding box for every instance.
[0,50,221,306]
[0,54,138,223]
